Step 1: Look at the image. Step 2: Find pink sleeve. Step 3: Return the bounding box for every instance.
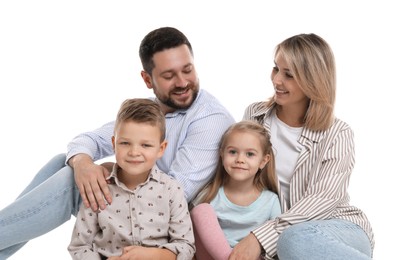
[190,203,232,260]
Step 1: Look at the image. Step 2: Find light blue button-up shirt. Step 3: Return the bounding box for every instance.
[66,89,235,202]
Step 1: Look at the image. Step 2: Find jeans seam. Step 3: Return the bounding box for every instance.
[311,222,371,259]
[0,185,75,226]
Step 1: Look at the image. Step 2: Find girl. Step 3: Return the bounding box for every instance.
[229,34,374,260]
[190,121,281,260]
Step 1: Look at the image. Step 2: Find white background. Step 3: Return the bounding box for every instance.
[0,1,399,259]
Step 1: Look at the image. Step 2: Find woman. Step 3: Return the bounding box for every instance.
[229,34,374,260]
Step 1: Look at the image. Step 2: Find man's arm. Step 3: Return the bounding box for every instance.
[68,153,112,211]
[67,121,115,211]
[166,110,235,202]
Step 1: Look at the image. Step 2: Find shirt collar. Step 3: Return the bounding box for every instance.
[107,163,163,191]
[248,102,325,145]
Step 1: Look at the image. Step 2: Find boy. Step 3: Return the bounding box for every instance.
[0,27,233,259]
[68,98,195,260]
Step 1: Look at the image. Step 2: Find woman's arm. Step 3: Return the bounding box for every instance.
[233,122,356,259]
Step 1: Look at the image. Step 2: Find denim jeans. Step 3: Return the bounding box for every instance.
[0,154,81,259]
[277,219,372,260]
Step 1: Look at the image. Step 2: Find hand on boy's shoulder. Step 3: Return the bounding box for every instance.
[100,162,114,176]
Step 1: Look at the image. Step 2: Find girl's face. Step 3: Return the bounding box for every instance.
[271,52,309,108]
[221,131,269,184]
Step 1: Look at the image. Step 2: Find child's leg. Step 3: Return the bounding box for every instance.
[190,203,231,260]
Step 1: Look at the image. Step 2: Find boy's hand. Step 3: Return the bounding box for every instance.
[108,246,176,260]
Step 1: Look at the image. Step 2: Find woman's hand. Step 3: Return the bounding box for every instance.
[229,233,262,260]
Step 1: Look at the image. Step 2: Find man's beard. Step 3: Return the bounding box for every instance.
[159,86,199,110]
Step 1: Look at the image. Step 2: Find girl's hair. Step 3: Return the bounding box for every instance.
[115,98,166,142]
[198,121,278,204]
[266,33,336,131]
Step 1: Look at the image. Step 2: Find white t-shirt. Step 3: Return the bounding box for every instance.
[270,111,304,206]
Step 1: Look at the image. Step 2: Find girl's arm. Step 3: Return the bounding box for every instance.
[191,203,232,260]
[233,122,356,259]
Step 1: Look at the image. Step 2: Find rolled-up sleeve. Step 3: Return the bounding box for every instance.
[66,121,115,163]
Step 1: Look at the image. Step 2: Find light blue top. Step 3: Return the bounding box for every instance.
[210,186,281,248]
[66,89,235,202]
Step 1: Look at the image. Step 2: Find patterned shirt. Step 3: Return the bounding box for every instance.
[68,164,195,260]
[243,101,375,259]
[66,89,235,202]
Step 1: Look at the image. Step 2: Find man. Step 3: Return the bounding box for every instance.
[0,27,235,259]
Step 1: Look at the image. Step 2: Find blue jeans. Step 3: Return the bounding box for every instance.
[0,154,81,259]
[277,219,372,260]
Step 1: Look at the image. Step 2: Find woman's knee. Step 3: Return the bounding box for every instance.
[277,220,372,260]
[277,223,306,249]
[277,222,318,258]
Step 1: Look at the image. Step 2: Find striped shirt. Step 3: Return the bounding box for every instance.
[66,89,235,202]
[243,101,375,259]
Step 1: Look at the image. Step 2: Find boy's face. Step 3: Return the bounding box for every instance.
[112,121,167,183]
[141,44,199,114]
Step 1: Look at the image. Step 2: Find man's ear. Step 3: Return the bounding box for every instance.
[141,70,153,89]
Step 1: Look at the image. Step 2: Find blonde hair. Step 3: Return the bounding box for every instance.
[115,98,166,142]
[267,33,336,131]
[198,121,278,204]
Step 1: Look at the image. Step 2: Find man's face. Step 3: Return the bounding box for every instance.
[142,44,199,114]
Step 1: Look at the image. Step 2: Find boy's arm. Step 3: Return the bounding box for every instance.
[161,180,196,259]
[107,246,176,260]
[68,204,102,260]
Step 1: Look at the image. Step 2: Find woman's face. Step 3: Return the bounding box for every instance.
[271,52,309,109]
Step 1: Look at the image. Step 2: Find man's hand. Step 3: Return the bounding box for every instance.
[69,154,112,211]
[229,233,262,260]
